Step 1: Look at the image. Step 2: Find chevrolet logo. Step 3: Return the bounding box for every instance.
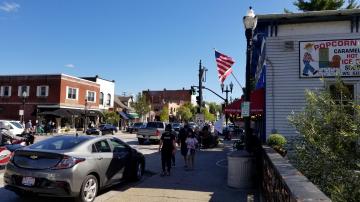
[29,155,38,160]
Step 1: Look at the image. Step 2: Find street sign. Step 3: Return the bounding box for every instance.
[195,113,204,124]
[241,102,250,117]
[19,110,24,116]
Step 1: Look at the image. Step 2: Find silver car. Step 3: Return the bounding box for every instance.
[4,135,145,202]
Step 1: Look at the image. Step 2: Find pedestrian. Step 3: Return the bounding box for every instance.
[158,124,176,176]
[25,120,32,133]
[185,129,198,170]
[178,124,189,167]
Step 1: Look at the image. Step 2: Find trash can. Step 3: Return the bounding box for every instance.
[227,150,255,189]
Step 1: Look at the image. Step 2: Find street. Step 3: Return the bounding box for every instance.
[0,132,259,202]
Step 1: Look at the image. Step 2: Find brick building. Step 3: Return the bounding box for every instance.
[142,88,194,122]
[0,74,101,132]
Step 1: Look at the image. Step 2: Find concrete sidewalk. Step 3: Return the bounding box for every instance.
[96,141,260,202]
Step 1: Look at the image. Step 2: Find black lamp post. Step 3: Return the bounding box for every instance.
[243,7,257,152]
[221,81,233,126]
[84,99,88,133]
[21,91,28,124]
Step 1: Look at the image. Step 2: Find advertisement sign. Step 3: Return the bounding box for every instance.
[241,102,250,117]
[19,110,24,116]
[300,39,360,77]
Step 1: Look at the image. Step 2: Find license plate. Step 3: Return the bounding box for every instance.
[22,176,35,186]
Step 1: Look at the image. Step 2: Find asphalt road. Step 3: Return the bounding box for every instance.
[0,131,259,202]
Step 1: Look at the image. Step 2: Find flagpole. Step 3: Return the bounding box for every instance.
[231,72,244,92]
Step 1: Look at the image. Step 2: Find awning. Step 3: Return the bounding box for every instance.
[126,112,139,119]
[224,88,264,115]
[38,108,102,117]
[38,108,74,117]
[119,111,129,120]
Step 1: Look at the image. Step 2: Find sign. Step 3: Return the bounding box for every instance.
[19,110,24,116]
[195,113,204,124]
[241,102,250,117]
[300,39,360,78]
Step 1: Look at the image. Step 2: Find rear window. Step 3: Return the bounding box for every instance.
[147,122,164,128]
[10,121,23,129]
[29,136,89,150]
[134,123,143,127]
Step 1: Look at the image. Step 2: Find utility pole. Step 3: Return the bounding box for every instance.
[197,60,204,113]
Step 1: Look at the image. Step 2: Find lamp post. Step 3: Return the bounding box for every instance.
[21,91,28,124]
[84,99,88,133]
[221,81,233,126]
[243,7,257,152]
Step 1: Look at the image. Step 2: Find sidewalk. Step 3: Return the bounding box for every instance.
[96,141,260,202]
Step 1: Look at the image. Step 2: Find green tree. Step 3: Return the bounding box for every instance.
[177,105,193,121]
[288,79,360,201]
[132,93,150,121]
[160,105,169,122]
[103,111,120,126]
[201,108,216,122]
[207,102,222,116]
[290,0,359,12]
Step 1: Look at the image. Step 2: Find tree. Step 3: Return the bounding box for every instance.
[291,0,359,12]
[132,93,150,121]
[103,111,120,126]
[201,108,216,122]
[207,102,222,116]
[159,105,169,122]
[177,105,193,121]
[288,79,360,201]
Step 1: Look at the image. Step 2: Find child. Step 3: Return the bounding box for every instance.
[185,129,198,170]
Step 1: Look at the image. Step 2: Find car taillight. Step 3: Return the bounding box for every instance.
[52,156,85,170]
[156,130,160,136]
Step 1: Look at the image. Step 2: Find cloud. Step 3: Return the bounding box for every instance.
[65,64,75,68]
[0,2,20,12]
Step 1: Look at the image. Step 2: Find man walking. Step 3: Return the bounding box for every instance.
[178,124,189,167]
[159,124,176,176]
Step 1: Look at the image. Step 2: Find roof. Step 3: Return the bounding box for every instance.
[117,96,133,102]
[81,75,115,83]
[257,9,360,24]
[114,96,132,110]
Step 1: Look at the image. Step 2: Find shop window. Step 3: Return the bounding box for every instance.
[66,87,78,100]
[37,86,49,97]
[0,86,11,97]
[87,91,96,102]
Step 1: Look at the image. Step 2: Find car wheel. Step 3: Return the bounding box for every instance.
[138,138,144,145]
[132,161,144,181]
[77,175,98,202]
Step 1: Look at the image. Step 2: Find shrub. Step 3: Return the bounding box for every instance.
[267,133,287,149]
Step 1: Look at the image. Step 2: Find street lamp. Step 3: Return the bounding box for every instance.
[221,81,233,126]
[21,91,28,124]
[84,99,88,133]
[243,7,257,152]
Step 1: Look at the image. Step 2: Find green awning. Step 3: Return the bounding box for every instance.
[127,113,139,119]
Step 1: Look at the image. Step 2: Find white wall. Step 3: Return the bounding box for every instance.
[266,20,360,139]
[97,78,115,110]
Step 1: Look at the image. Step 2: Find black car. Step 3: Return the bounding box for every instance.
[86,124,118,135]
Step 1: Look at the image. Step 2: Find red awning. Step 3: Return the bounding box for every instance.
[224,88,264,115]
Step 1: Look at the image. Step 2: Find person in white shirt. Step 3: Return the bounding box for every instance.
[185,129,198,170]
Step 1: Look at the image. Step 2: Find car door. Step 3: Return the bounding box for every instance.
[92,139,114,186]
[108,138,131,182]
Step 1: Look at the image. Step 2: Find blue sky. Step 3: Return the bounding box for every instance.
[0,0,297,103]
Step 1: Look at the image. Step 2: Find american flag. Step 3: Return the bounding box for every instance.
[215,50,234,83]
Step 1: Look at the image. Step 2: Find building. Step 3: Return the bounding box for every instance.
[252,9,360,139]
[82,75,115,111]
[0,74,101,132]
[113,95,139,129]
[143,88,194,122]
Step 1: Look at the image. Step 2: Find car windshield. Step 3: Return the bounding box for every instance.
[29,136,91,150]
[10,121,23,129]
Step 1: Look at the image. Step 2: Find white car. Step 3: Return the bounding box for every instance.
[0,120,24,136]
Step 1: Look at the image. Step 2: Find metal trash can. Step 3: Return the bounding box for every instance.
[227,150,255,189]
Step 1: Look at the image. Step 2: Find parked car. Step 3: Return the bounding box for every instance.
[0,120,25,136]
[127,122,145,134]
[171,123,182,132]
[136,121,166,144]
[4,135,145,202]
[86,124,118,135]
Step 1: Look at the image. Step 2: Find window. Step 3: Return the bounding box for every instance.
[329,84,354,104]
[107,93,111,106]
[87,91,96,102]
[29,136,88,150]
[93,140,111,153]
[100,92,104,105]
[109,138,128,153]
[18,85,29,97]
[0,86,11,97]
[66,87,78,100]
[37,86,49,97]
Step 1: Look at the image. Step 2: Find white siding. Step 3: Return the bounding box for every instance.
[96,78,115,110]
[266,32,360,138]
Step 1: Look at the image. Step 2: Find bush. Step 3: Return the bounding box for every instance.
[267,133,287,148]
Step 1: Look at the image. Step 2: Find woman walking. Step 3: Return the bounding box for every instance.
[185,129,198,170]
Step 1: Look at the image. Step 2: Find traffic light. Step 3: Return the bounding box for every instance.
[191,86,196,95]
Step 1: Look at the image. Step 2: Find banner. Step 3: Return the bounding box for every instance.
[299,39,360,78]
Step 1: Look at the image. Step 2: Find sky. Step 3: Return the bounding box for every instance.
[0,0,297,103]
